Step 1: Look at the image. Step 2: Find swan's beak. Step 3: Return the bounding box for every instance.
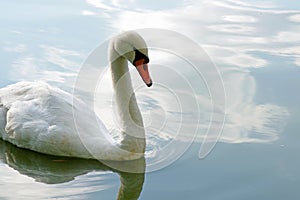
[135,60,152,87]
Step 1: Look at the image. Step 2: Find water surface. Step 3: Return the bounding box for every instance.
[1,0,300,199]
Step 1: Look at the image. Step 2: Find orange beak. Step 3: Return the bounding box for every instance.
[134,59,152,87]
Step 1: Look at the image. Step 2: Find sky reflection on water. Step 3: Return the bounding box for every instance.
[2,0,296,143]
[1,0,300,199]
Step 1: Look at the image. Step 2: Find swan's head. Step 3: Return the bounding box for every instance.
[110,31,152,87]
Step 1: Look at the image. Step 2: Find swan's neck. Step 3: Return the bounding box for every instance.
[110,56,145,153]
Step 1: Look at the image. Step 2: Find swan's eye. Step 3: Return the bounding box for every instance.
[133,49,149,65]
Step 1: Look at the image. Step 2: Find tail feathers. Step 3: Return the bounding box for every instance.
[0,104,8,138]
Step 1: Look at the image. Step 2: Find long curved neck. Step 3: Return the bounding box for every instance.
[110,56,146,153]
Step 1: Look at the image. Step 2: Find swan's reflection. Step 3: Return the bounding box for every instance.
[0,139,145,200]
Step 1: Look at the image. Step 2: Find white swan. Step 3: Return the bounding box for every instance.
[0,31,152,161]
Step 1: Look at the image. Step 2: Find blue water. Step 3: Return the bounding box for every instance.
[1,0,300,199]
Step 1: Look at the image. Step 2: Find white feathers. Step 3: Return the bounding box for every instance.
[0,31,149,161]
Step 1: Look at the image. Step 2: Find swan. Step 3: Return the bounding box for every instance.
[0,31,152,161]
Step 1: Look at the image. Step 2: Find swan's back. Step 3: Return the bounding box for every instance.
[0,82,111,158]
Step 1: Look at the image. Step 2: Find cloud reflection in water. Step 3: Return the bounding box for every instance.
[5,0,295,148]
[86,0,293,144]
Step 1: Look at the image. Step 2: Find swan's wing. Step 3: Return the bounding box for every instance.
[0,82,117,158]
[0,82,51,143]
[4,100,50,147]
[0,82,59,149]
[0,82,140,160]
[0,82,48,109]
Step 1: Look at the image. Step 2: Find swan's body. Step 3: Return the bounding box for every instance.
[0,31,152,161]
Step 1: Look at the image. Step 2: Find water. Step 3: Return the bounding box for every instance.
[1,0,300,199]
